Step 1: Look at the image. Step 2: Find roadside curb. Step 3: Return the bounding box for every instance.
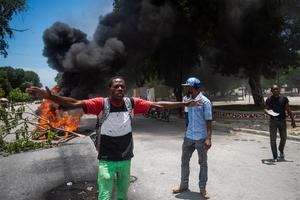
[212,120,300,142]
[212,124,232,133]
[231,127,300,142]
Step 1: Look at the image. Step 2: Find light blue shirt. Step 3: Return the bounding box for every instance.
[186,92,212,140]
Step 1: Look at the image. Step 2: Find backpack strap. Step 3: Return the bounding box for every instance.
[98,97,111,125]
[124,97,133,119]
[94,97,110,151]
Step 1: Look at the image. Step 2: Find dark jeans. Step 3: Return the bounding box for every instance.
[180,137,208,191]
[269,119,287,159]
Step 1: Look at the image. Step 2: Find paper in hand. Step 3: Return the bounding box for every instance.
[264,109,279,116]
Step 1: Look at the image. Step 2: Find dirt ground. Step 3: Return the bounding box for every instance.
[45,176,138,200]
[45,181,98,200]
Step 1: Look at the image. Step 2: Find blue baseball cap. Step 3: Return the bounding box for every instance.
[181,77,201,88]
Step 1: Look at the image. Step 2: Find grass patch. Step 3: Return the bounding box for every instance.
[214,104,300,111]
[288,127,300,136]
[289,131,300,136]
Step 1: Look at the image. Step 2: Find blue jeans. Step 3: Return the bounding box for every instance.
[180,137,208,191]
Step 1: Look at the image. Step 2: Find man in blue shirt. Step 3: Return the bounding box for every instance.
[172,77,213,199]
[182,87,191,127]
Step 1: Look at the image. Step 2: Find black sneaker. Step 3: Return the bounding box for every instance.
[279,152,285,160]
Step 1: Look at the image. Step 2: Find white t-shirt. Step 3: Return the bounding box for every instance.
[182,95,190,113]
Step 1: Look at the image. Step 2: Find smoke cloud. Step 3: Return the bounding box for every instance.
[43,0,175,98]
[42,0,297,98]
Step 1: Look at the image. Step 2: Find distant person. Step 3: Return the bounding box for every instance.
[172,77,212,199]
[26,76,201,200]
[264,85,296,161]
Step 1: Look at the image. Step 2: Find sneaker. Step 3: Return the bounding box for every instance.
[272,158,278,162]
[279,152,285,160]
[172,185,188,193]
[200,190,210,199]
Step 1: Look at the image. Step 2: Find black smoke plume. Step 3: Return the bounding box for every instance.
[43,0,176,98]
[42,0,300,100]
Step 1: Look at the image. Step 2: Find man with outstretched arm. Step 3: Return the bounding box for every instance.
[26,76,201,200]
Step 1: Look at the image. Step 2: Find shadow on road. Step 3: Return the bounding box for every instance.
[174,189,206,200]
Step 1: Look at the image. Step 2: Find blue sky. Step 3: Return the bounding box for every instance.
[0,0,113,87]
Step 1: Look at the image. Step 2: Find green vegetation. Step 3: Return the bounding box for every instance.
[0,103,47,155]
[112,0,121,12]
[9,88,33,102]
[0,66,41,99]
[0,87,5,97]
[262,66,300,93]
[54,72,63,85]
[0,101,78,155]
[0,0,26,57]
[289,131,300,136]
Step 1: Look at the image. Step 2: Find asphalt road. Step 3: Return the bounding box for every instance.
[130,117,300,200]
[0,115,299,200]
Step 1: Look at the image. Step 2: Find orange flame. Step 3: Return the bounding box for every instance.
[35,86,82,139]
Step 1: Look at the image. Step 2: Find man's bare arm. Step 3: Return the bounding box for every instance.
[286,103,296,128]
[26,87,85,109]
[204,120,212,150]
[150,100,202,110]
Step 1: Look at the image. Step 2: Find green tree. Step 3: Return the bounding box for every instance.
[275,66,300,93]
[113,0,121,12]
[0,0,26,57]
[54,72,62,86]
[287,67,300,93]
[9,68,24,88]
[0,85,5,97]
[0,66,41,95]
[24,71,41,87]
[173,0,300,106]
[19,81,32,92]
[0,69,11,95]
[8,87,32,102]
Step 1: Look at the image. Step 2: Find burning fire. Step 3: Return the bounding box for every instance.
[35,86,82,140]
